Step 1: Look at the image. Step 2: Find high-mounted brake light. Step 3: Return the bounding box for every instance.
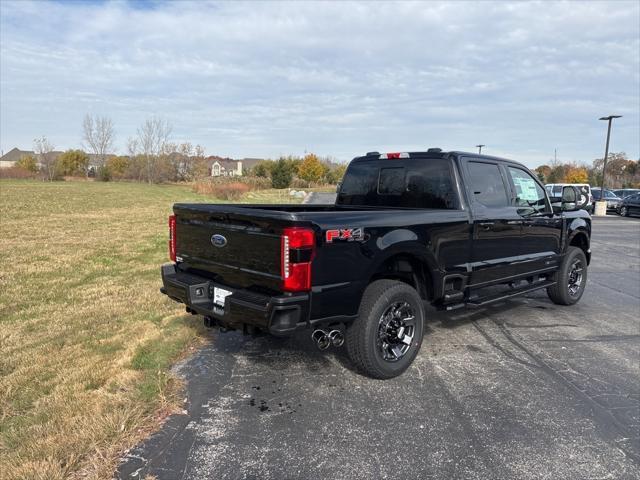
[380,152,410,159]
[281,227,315,292]
[169,214,177,262]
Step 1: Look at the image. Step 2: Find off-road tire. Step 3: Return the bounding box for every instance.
[547,246,588,305]
[346,279,425,379]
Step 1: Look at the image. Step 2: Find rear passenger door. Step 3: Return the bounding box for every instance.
[462,158,523,286]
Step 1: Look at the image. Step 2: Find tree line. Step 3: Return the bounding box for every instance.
[13,115,210,183]
[250,154,346,188]
[10,115,347,187]
[534,153,639,189]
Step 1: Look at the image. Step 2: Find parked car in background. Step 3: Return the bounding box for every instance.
[591,188,622,213]
[546,183,593,212]
[619,193,640,217]
[612,188,640,199]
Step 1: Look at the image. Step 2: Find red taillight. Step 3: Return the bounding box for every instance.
[169,214,177,262]
[281,227,315,292]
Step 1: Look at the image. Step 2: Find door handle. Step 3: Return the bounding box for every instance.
[477,221,494,231]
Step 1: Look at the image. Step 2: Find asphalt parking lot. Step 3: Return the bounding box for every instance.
[118,212,640,480]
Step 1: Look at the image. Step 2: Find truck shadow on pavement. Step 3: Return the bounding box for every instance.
[192,295,547,378]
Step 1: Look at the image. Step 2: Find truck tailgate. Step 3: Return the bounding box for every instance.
[174,205,283,291]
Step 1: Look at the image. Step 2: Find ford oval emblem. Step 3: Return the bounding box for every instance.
[211,234,227,248]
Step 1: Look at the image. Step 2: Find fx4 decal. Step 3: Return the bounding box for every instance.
[325,227,364,243]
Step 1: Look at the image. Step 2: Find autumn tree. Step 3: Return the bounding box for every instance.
[106,155,130,179]
[564,165,589,184]
[16,154,38,173]
[589,152,638,189]
[535,165,551,183]
[33,136,57,181]
[57,149,89,176]
[83,114,115,168]
[297,153,325,184]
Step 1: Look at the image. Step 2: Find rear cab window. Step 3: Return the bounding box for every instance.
[466,161,510,208]
[337,157,459,209]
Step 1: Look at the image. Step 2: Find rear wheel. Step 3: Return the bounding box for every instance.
[547,246,588,305]
[346,280,425,379]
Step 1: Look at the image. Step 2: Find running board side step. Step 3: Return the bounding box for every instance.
[446,280,556,310]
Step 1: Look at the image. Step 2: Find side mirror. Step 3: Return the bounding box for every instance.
[336,181,342,193]
[560,186,580,212]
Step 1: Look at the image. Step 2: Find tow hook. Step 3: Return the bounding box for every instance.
[312,329,344,350]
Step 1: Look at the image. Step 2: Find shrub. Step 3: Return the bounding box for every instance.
[15,154,38,173]
[192,176,271,195]
[97,165,112,182]
[106,155,129,179]
[206,182,250,200]
[0,166,38,179]
[290,177,310,189]
[56,149,89,176]
[271,159,293,188]
[252,163,269,177]
[325,164,347,185]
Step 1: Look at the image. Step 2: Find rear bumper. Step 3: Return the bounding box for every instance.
[160,263,310,335]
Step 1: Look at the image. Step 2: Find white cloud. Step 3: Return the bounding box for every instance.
[1,0,638,166]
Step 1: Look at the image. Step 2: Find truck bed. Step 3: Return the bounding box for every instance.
[173,202,470,296]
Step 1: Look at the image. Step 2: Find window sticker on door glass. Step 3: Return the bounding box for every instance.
[512,177,539,202]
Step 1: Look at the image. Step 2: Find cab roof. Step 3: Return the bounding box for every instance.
[352,149,522,166]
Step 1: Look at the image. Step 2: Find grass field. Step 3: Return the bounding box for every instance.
[0,180,301,479]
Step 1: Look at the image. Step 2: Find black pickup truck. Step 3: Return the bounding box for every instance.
[161,149,591,378]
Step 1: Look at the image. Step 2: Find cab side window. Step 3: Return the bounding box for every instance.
[508,167,547,214]
[467,162,510,208]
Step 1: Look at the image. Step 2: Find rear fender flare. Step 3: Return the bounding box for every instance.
[365,240,440,297]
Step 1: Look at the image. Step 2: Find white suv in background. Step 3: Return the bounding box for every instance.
[545,183,593,213]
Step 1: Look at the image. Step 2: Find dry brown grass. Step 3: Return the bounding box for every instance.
[0,180,231,479]
[0,167,39,180]
[194,181,251,200]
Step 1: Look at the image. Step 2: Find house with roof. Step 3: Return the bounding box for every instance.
[0,147,109,173]
[0,147,63,168]
[206,157,264,177]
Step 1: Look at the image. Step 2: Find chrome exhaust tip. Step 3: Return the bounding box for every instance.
[328,329,344,347]
[312,329,331,350]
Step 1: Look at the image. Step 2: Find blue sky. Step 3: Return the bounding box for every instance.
[1,0,638,167]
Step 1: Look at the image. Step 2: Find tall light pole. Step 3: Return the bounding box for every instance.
[594,115,622,216]
[476,144,485,154]
[599,115,622,192]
